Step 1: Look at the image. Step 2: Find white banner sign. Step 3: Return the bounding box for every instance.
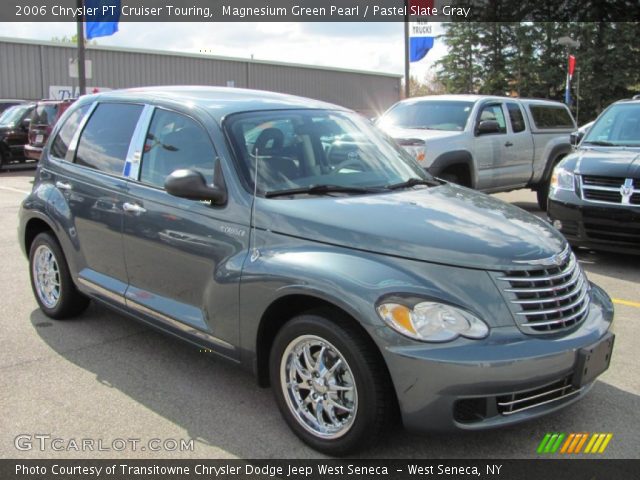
[49,86,112,100]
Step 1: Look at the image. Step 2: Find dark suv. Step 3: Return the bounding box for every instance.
[0,103,35,168]
[24,99,74,161]
[548,99,640,254]
[19,87,614,455]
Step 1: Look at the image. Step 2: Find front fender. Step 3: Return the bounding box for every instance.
[238,231,513,369]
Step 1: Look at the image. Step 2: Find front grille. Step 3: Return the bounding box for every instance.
[580,175,639,206]
[582,175,626,187]
[497,249,590,334]
[497,376,581,416]
[583,190,622,203]
[584,222,640,244]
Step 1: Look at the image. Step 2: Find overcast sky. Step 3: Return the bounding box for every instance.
[0,22,446,80]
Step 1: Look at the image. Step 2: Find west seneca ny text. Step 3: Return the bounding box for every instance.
[15,463,504,477]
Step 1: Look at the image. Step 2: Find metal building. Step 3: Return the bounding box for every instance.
[0,37,401,116]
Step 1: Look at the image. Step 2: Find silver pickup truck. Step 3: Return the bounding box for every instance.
[377,95,576,209]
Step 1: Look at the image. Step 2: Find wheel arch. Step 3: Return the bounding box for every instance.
[255,293,387,389]
[428,150,475,188]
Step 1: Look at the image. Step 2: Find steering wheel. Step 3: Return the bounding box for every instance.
[330,157,367,173]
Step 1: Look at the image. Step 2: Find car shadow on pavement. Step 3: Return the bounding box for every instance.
[30,305,640,459]
[575,249,640,285]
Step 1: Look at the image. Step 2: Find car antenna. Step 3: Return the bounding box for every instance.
[250,147,261,262]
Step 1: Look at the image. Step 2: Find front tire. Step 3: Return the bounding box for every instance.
[269,313,394,455]
[29,232,90,319]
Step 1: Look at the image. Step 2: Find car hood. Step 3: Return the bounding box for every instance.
[255,184,567,271]
[574,147,640,178]
[381,126,464,142]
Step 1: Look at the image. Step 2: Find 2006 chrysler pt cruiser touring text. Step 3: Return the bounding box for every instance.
[18,87,615,455]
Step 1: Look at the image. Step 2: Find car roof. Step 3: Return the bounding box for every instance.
[395,94,566,107]
[82,86,350,122]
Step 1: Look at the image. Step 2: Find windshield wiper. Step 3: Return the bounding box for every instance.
[385,177,441,190]
[265,184,387,198]
[583,140,616,146]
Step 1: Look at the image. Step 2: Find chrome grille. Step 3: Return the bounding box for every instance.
[498,251,590,334]
[580,175,639,206]
[497,376,582,416]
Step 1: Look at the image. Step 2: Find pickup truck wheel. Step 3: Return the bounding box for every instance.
[29,232,90,319]
[537,155,566,211]
[440,172,459,184]
[536,183,550,211]
[270,313,393,455]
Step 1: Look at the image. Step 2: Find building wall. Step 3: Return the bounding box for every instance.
[0,38,400,115]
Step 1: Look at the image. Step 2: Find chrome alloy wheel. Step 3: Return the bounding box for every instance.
[32,245,61,309]
[280,335,358,439]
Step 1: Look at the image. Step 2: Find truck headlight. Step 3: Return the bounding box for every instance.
[550,166,575,192]
[397,139,427,165]
[377,301,489,342]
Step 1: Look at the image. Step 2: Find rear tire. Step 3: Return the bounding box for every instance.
[269,312,394,455]
[29,232,90,319]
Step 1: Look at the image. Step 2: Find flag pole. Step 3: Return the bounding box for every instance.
[404,1,410,98]
[76,0,86,96]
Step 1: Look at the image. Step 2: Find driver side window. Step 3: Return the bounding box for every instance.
[139,109,215,188]
[478,104,507,134]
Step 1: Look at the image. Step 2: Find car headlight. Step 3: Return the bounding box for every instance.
[550,166,575,192]
[376,301,489,342]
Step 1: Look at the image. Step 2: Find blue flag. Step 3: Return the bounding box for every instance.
[410,36,434,62]
[85,1,120,40]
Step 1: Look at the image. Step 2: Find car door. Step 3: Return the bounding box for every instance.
[47,102,143,300]
[503,101,535,186]
[120,106,248,358]
[473,101,510,190]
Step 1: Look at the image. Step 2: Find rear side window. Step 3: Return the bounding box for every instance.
[50,105,90,160]
[139,109,216,188]
[75,103,143,175]
[32,104,59,126]
[529,105,574,129]
[506,103,526,133]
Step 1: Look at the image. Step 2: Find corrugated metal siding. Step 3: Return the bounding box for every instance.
[0,39,400,114]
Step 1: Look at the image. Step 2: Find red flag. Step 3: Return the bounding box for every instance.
[568,55,576,79]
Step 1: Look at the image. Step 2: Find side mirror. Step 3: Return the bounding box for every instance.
[476,120,501,135]
[21,118,31,131]
[165,164,227,205]
[570,131,584,146]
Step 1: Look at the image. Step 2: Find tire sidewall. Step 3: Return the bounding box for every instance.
[269,314,382,455]
[29,232,76,318]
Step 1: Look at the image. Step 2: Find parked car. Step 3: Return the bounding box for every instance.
[0,103,35,168]
[548,98,640,254]
[0,99,27,115]
[19,87,614,455]
[24,99,74,161]
[377,95,576,209]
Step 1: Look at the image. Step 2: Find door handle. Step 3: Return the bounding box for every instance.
[504,141,514,147]
[55,181,72,191]
[122,202,147,214]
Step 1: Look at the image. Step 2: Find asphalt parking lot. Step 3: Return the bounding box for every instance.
[0,168,638,459]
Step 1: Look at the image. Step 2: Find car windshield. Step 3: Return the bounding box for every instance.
[583,103,640,147]
[225,109,434,197]
[32,103,60,126]
[0,104,30,127]
[377,100,474,131]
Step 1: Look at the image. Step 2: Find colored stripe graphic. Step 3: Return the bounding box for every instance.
[539,433,613,454]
